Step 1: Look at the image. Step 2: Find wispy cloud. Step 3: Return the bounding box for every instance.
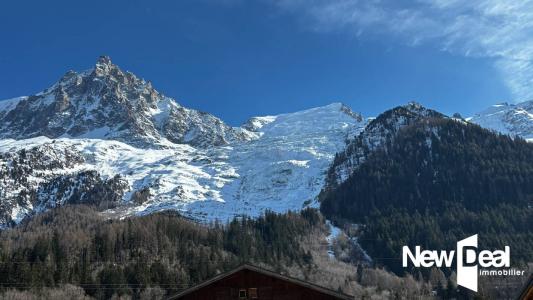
[273,0,533,101]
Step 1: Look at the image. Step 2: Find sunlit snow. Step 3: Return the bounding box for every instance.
[0,103,366,223]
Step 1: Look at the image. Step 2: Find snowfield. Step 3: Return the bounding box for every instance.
[469,100,533,140]
[0,103,365,224]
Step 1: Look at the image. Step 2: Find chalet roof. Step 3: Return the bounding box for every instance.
[169,263,353,300]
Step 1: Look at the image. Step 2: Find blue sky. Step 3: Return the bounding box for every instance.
[1,0,529,125]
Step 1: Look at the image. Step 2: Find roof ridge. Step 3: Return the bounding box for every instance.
[169,263,353,300]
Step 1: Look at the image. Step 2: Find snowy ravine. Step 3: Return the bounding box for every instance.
[0,103,365,226]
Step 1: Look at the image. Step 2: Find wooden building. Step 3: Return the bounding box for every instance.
[169,264,353,300]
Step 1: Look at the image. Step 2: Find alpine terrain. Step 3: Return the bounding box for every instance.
[469,100,533,141]
[0,56,366,228]
[0,57,532,300]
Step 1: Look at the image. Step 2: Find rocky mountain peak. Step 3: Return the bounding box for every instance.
[92,55,131,83]
[0,57,249,148]
[97,55,112,66]
[94,55,117,74]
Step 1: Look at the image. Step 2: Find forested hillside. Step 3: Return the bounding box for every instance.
[0,206,434,299]
[0,206,319,299]
[321,118,533,274]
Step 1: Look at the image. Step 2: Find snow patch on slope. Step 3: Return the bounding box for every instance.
[326,220,342,259]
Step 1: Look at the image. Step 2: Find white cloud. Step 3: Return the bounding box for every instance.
[273,0,533,101]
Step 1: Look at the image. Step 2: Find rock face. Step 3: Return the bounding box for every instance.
[324,102,447,189]
[0,56,249,148]
[469,100,533,140]
[0,141,128,227]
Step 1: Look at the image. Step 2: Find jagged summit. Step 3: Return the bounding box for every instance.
[0,56,249,148]
[91,55,138,83]
[93,55,120,76]
[96,55,112,65]
[59,56,121,83]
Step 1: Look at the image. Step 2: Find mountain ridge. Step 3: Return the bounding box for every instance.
[0,56,251,148]
[0,58,366,227]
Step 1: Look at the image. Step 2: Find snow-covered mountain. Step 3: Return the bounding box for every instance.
[0,58,366,227]
[0,56,250,148]
[469,100,533,141]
